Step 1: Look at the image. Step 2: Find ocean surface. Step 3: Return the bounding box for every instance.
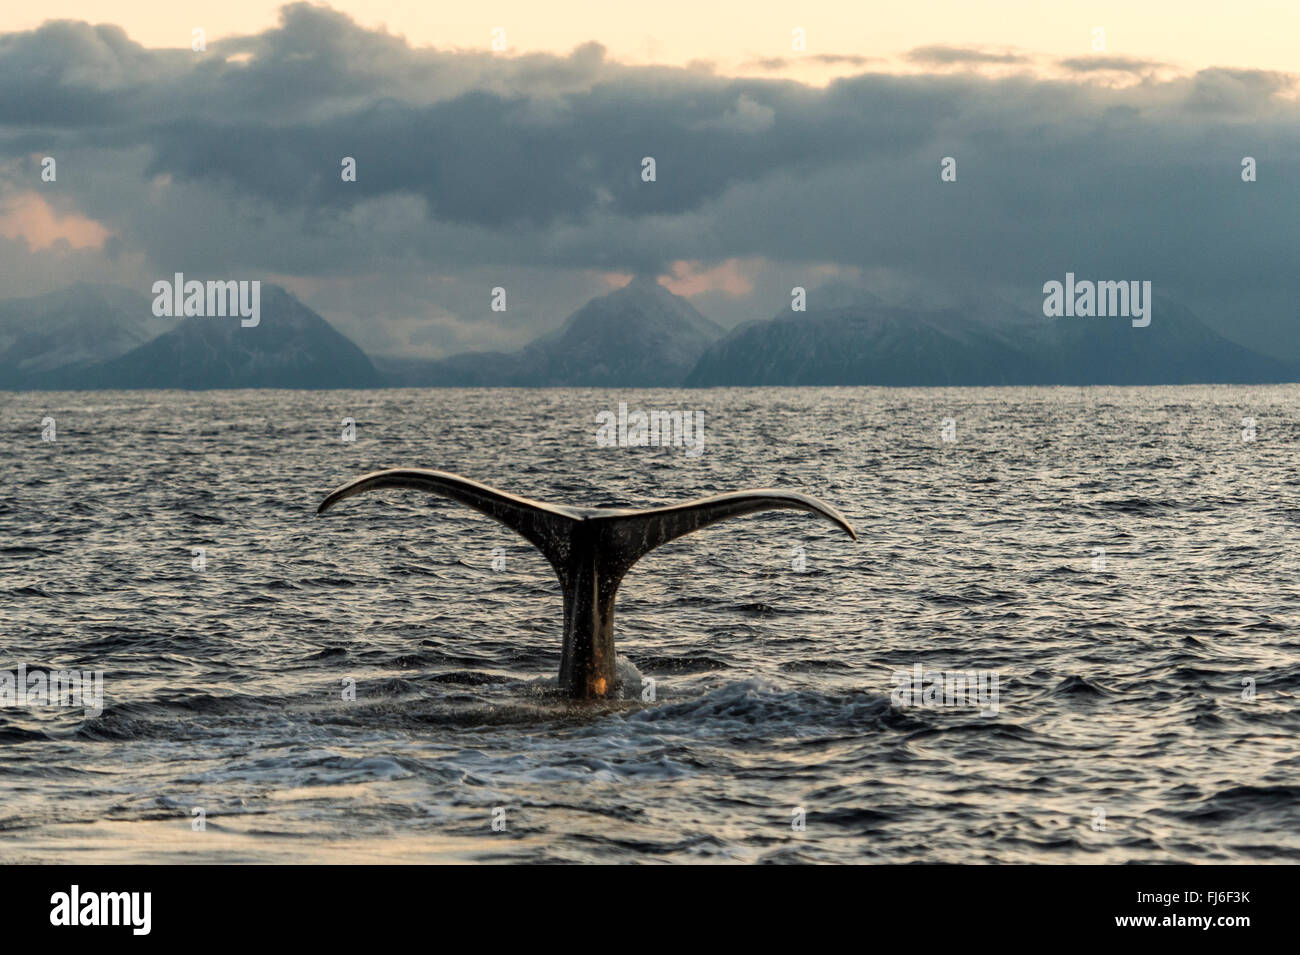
[2,386,1298,864]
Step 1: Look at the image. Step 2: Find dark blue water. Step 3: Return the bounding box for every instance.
[2,386,1298,862]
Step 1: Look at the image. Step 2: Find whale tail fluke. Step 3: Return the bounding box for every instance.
[317,469,856,698]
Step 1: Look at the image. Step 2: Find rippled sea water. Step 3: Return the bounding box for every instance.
[2,386,1298,863]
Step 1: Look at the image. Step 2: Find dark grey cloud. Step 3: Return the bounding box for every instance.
[1187,67,1296,110]
[0,3,1297,360]
[907,45,1030,66]
[138,77,947,232]
[810,54,879,66]
[742,53,878,71]
[1057,55,1167,73]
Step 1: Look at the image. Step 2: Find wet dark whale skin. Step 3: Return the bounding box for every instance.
[318,469,856,699]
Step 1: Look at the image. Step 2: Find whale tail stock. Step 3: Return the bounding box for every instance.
[317,469,856,699]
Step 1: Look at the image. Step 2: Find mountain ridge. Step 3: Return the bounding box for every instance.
[2,284,380,390]
[0,283,167,388]
[379,275,724,387]
[1,281,1296,389]
[684,296,1299,387]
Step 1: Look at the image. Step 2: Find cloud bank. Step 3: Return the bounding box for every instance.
[0,3,1296,357]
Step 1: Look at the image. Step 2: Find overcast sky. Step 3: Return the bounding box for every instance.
[0,2,1296,357]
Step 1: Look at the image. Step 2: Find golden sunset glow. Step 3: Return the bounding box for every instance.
[5,1,1298,80]
[0,192,112,251]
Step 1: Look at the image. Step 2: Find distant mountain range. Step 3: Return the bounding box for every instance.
[1,280,1295,389]
[82,285,379,389]
[0,284,378,389]
[376,275,723,386]
[686,296,1299,386]
[0,284,164,388]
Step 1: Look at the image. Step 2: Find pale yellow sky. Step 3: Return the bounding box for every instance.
[7,1,1299,78]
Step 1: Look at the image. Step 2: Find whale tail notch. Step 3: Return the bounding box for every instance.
[317,469,856,698]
